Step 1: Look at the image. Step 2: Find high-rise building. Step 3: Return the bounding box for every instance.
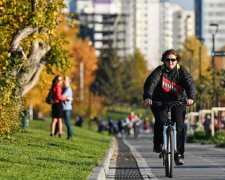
[120,0,162,69]
[160,2,195,51]
[160,2,181,52]
[77,0,128,58]
[71,0,195,69]
[173,10,195,50]
[195,0,225,53]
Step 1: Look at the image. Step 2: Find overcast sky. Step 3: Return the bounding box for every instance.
[169,0,194,10]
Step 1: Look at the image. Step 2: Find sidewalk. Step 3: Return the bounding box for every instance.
[89,132,225,180]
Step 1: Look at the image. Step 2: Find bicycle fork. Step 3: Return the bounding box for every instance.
[163,123,177,153]
[161,123,177,166]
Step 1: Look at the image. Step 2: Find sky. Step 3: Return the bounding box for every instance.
[169,0,194,10]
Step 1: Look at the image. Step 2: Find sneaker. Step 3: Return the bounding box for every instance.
[153,144,162,153]
[175,154,184,165]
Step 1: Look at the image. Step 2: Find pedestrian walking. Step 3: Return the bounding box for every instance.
[143,49,196,165]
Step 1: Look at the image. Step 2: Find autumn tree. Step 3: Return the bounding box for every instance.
[213,46,225,106]
[124,49,150,106]
[0,0,70,136]
[180,36,211,80]
[70,38,98,117]
[25,27,98,120]
[180,36,212,109]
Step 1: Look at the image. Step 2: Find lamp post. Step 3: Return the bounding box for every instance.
[187,48,194,74]
[198,38,204,80]
[197,38,204,110]
[209,23,219,107]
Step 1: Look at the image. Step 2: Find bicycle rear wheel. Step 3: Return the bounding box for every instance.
[165,126,174,178]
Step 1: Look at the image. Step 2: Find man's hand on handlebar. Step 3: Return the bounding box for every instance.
[186,99,194,106]
[144,98,152,105]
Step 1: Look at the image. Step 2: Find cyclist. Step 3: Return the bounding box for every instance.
[143,49,196,165]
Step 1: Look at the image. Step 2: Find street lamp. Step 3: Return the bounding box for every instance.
[209,23,219,107]
[197,37,204,110]
[198,37,204,80]
[187,48,194,73]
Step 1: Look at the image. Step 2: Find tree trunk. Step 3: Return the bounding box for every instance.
[10,27,51,96]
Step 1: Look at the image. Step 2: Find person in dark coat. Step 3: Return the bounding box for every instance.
[143,49,196,165]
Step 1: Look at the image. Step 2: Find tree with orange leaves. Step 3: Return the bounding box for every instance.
[25,20,98,119]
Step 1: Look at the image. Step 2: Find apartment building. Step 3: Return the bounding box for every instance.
[65,0,195,69]
[195,0,225,52]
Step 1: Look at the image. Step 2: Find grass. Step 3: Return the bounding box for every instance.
[0,120,112,179]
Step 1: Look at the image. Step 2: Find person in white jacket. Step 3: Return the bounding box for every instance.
[62,76,73,140]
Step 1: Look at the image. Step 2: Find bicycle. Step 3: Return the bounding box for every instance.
[152,100,186,178]
[133,120,140,139]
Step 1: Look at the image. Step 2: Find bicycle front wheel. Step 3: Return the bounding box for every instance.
[165,126,174,178]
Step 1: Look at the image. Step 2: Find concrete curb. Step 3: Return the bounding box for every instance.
[88,137,117,180]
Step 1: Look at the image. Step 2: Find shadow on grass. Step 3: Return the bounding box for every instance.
[36,157,93,166]
[48,143,61,147]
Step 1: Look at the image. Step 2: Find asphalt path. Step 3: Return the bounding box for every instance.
[108,133,225,180]
[122,132,225,180]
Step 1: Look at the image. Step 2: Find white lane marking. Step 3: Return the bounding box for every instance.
[123,139,158,180]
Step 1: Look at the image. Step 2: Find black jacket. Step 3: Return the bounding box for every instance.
[143,64,196,101]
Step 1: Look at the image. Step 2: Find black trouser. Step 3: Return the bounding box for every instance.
[151,104,186,155]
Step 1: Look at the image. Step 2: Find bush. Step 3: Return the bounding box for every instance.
[193,130,206,139]
[212,131,225,147]
[186,130,210,143]
[0,73,23,137]
[0,95,23,137]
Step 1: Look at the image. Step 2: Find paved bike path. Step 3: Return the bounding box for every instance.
[107,133,225,179]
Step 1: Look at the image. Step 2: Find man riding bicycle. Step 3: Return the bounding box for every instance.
[143,49,196,165]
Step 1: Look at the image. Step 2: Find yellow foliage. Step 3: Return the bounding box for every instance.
[24,20,98,118]
[181,36,211,80]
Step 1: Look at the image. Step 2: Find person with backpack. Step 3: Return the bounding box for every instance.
[143,49,196,165]
[50,75,72,137]
[62,76,73,140]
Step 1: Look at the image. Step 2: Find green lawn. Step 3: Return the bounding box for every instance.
[0,120,112,179]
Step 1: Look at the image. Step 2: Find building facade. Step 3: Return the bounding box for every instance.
[173,10,195,50]
[160,2,195,52]
[121,0,161,69]
[195,0,225,53]
[77,0,127,58]
[65,0,195,70]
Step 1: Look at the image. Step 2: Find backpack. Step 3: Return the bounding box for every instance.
[45,90,54,104]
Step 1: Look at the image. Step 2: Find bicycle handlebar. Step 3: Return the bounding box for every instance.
[151,100,187,110]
